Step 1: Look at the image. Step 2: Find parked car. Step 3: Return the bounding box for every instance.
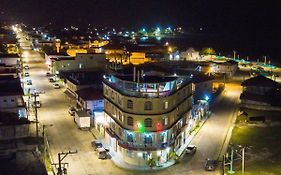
[48,77,55,82]
[97,147,109,159]
[24,65,29,69]
[32,101,41,108]
[46,72,51,76]
[186,145,197,154]
[26,79,32,85]
[24,72,30,77]
[52,83,60,89]
[68,107,76,116]
[91,140,103,151]
[205,158,217,171]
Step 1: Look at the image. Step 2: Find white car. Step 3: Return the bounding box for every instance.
[53,83,60,89]
[186,145,197,154]
[24,72,30,77]
[24,65,29,69]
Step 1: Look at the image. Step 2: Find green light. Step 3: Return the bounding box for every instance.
[137,122,145,133]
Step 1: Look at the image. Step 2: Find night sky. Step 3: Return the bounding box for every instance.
[1,0,280,32]
[1,0,281,63]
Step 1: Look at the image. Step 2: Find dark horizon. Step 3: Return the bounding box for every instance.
[1,1,280,33]
[1,0,281,64]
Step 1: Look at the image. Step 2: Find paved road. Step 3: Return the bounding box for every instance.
[18,31,242,175]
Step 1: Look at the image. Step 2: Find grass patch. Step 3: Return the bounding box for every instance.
[232,153,281,175]
[227,110,281,174]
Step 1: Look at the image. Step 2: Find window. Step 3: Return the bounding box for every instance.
[3,99,7,102]
[144,101,152,110]
[79,63,83,69]
[160,132,167,143]
[127,100,133,109]
[163,101,168,109]
[111,91,115,100]
[118,112,123,122]
[11,99,15,102]
[144,135,152,144]
[144,118,152,127]
[162,117,168,126]
[127,116,133,126]
[127,133,134,142]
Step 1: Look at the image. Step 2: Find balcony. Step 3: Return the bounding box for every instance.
[103,74,191,98]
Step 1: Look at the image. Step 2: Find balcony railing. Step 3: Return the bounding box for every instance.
[103,75,190,98]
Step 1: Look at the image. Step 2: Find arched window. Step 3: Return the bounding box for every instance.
[144,101,152,110]
[144,118,152,127]
[127,100,133,109]
[127,116,133,126]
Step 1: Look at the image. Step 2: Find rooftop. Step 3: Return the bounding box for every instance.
[192,73,214,84]
[241,75,280,88]
[0,76,24,96]
[0,54,20,59]
[76,87,103,101]
[61,70,104,86]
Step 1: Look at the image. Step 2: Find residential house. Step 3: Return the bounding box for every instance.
[0,75,26,118]
[240,75,281,110]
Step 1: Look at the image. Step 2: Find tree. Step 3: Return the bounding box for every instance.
[169,151,179,163]
[146,158,156,169]
[201,47,216,55]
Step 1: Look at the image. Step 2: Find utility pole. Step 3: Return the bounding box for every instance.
[242,147,245,175]
[30,90,44,138]
[52,150,78,175]
[34,94,38,137]
[228,149,235,174]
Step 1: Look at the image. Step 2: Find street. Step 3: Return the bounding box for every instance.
[18,31,242,175]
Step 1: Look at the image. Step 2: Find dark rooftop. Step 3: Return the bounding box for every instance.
[0,54,20,58]
[241,75,280,88]
[0,76,24,96]
[50,56,75,61]
[61,70,104,85]
[192,73,214,84]
[76,87,103,101]
[0,112,30,125]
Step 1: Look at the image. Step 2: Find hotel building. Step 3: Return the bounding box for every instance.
[102,72,193,166]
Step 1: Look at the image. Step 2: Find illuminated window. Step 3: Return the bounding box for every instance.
[144,118,152,127]
[127,116,133,126]
[127,100,133,109]
[163,101,168,109]
[144,101,152,110]
[162,117,168,126]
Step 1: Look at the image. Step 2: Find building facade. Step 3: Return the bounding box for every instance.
[102,74,193,167]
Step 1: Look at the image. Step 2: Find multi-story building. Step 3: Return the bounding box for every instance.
[102,73,193,167]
